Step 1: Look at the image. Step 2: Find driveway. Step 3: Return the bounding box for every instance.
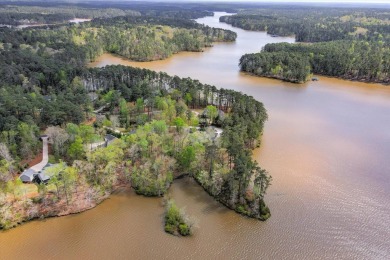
[30,136,49,172]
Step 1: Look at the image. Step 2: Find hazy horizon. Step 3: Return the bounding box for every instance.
[5,0,390,3]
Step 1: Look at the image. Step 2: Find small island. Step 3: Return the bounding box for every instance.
[164,199,193,236]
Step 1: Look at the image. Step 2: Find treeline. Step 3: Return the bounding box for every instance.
[240,41,390,83]
[231,7,390,83]
[220,7,390,43]
[0,3,219,27]
[0,5,140,25]
[89,15,237,41]
[240,51,311,83]
[139,10,213,19]
[0,13,74,26]
[0,1,258,17]
[88,16,236,61]
[220,13,355,42]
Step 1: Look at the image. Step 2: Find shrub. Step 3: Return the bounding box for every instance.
[178,223,191,236]
[164,199,193,236]
[164,223,175,234]
[236,205,249,215]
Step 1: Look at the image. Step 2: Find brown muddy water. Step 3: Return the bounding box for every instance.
[1,12,390,260]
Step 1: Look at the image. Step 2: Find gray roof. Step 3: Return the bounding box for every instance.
[37,172,50,182]
[37,163,58,182]
[105,134,117,142]
[20,169,37,182]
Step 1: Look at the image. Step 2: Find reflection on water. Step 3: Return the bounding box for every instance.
[1,12,390,260]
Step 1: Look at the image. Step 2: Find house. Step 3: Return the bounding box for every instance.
[36,172,50,184]
[35,164,59,184]
[20,169,37,183]
[104,134,117,147]
[20,135,50,183]
[20,163,58,184]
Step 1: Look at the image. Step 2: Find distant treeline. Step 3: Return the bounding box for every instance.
[220,7,390,43]
[240,41,390,84]
[229,7,390,83]
[0,6,141,25]
[0,3,223,26]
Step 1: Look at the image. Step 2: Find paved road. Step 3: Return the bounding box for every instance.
[30,136,48,172]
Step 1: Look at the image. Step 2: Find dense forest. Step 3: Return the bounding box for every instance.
[220,7,390,43]
[228,8,390,83]
[240,40,390,83]
[0,2,227,26]
[0,3,269,230]
[0,12,235,160]
[240,50,311,83]
[0,16,234,110]
[1,15,235,62]
[0,5,141,26]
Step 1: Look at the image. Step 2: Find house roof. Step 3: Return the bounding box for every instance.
[37,172,50,181]
[37,163,59,181]
[21,169,36,177]
[20,169,36,181]
[105,134,117,142]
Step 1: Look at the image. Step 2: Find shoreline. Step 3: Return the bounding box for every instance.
[241,71,390,86]
[0,184,127,232]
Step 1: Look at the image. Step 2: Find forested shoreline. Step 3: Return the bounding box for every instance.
[0,4,216,26]
[240,41,390,84]
[220,7,390,43]
[0,6,141,26]
[0,4,269,231]
[0,64,271,229]
[223,8,390,83]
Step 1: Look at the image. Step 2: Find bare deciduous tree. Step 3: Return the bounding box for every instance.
[0,143,13,162]
[45,126,69,156]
